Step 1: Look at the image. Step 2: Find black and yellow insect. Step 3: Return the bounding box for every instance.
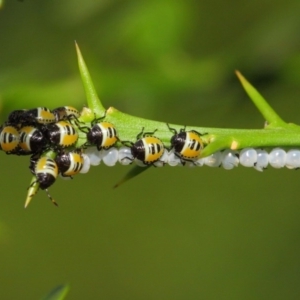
[87,121,118,150]
[167,124,205,164]
[29,156,59,206]
[45,121,79,148]
[124,128,165,165]
[25,107,56,125]
[18,125,47,155]
[77,112,119,151]
[52,106,80,122]
[56,150,84,178]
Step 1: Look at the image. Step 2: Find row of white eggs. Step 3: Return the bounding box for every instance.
[77,147,300,174]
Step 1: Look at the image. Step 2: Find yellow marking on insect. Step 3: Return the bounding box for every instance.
[62,134,78,147]
[143,137,164,163]
[0,126,19,152]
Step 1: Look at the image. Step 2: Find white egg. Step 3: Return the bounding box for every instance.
[102,148,119,166]
[239,148,257,167]
[268,148,286,168]
[221,149,239,170]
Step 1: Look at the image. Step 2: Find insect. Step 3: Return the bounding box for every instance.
[18,125,47,155]
[0,125,20,154]
[86,121,118,150]
[123,128,165,165]
[167,124,205,164]
[45,121,79,149]
[52,106,80,122]
[25,107,56,125]
[6,109,28,128]
[78,113,119,151]
[29,156,59,206]
[55,149,84,178]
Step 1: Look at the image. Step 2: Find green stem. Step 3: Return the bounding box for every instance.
[24,46,300,205]
[200,127,300,157]
[90,108,300,156]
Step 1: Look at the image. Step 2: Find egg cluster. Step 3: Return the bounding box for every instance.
[85,146,300,172]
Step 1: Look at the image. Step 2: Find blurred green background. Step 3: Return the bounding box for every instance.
[1,0,300,299]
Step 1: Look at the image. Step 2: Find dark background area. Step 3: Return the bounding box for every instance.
[1,1,300,299]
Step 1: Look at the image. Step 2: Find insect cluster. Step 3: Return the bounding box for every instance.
[0,106,88,205]
[87,125,206,167]
[0,108,208,206]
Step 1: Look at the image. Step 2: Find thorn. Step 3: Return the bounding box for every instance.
[24,194,33,209]
[113,179,126,189]
[113,165,151,189]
